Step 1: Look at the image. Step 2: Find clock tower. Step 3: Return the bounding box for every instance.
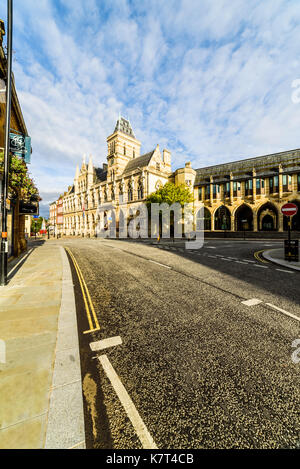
[106,117,141,181]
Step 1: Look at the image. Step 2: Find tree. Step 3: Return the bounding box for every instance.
[146,182,194,207]
[146,182,194,238]
[0,151,39,200]
[31,216,43,235]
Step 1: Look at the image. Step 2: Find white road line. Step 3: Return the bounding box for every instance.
[90,336,122,352]
[206,246,216,249]
[242,298,263,306]
[235,261,249,265]
[208,255,217,258]
[98,355,158,449]
[253,264,268,268]
[227,257,238,260]
[276,269,294,274]
[7,248,33,278]
[148,260,171,269]
[220,258,232,261]
[265,303,300,323]
[243,260,256,263]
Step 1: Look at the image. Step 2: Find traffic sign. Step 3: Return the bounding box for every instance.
[281,203,298,217]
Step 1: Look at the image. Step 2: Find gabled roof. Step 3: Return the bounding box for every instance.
[123,150,155,174]
[95,167,107,182]
[194,148,300,185]
[114,116,135,138]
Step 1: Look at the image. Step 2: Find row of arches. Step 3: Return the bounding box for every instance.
[202,201,300,231]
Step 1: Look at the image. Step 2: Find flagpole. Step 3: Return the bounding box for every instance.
[1,0,13,286]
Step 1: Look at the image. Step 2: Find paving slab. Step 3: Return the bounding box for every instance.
[0,243,85,449]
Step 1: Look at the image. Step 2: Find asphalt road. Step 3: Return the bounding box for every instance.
[59,237,300,449]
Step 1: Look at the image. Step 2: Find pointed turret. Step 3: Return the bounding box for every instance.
[87,155,94,187]
[81,154,87,171]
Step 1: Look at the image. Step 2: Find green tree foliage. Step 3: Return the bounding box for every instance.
[0,151,39,200]
[146,182,194,207]
[31,216,44,233]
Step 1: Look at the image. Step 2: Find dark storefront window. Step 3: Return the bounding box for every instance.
[282,174,292,192]
[245,179,253,196]
[223,182,230,197]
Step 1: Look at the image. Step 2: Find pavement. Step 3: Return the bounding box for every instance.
[263,247,300,271]
[0,241,85,449]
[1,236,300,449]
[56,237,300,449]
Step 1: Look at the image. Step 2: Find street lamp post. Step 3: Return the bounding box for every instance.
[0,0,13,286]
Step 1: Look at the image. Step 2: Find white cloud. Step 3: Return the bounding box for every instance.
[0,0,300,217]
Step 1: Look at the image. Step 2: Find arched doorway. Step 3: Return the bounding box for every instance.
[196,207,211,231]
[214,206,231,230]
[283,200,300,231]
[235,204,253,231]
[262,215,274,231]
[257,202,278,231]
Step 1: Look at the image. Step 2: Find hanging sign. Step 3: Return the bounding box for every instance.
[9,132,31,163]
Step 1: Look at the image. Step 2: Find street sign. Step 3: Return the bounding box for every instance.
[281,203,298,217]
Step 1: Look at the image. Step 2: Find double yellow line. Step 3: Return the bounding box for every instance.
[65,247,100,334]
[254,250,269,264]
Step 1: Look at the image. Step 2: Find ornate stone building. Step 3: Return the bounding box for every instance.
[57,117,300,237]
[192,149,300,233]
[62,117,172,237]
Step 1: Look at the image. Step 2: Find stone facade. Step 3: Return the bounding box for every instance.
[62,117,172,237]
[56,117,300,236]
[193,149,300,232]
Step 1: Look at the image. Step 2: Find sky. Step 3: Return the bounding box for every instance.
[1,0,300,217]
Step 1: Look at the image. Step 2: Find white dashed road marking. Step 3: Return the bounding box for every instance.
[90,336,122,352]
[98,354,158,449]
[276,269,294,274]
[242,298,263,306]
[253,264,268,268]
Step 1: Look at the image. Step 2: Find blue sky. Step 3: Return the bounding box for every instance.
[1,0,300,217]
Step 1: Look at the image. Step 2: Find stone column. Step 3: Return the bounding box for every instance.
[229,173,234,205]
[265,177,270,196]
[252,169,256,204]
[253,211,258,232]
[230,213,235,231]
[278,211,284,232]
[211,209,215,231]
[210,176,213,207]
[278,164,283,201]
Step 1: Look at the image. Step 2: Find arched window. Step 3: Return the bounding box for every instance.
[137,183,144,199]
[128,183,133,202]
